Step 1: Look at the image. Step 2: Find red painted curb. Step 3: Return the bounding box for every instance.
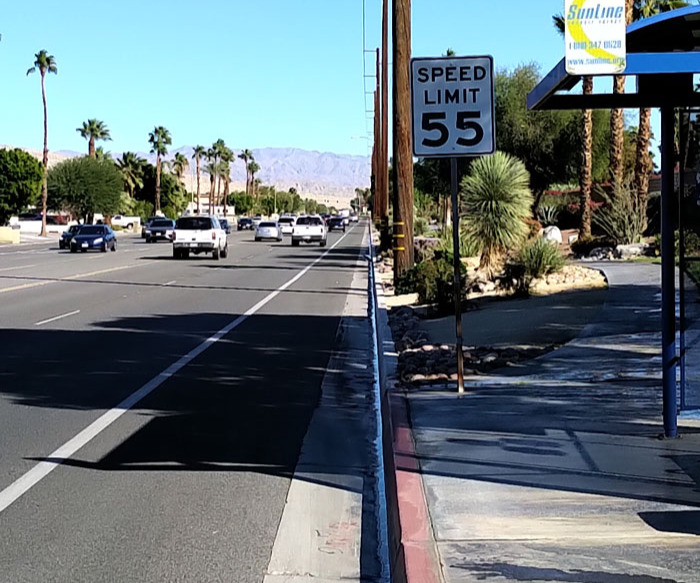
[390,392,443,583]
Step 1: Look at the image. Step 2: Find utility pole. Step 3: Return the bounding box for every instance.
[380,0,390,250]
[393,0,414,277]
[374,48,383,228]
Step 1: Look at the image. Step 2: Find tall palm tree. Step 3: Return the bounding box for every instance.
[171,152,189,186]
[192,145,206,214]
[26,50,57,237]
[554,16,593,237]
[205,148,218,214]
[609,0,635,187]
[147,126,172,212]
[248,160,261,199]
[220,147,234,216]
[77,119,111,157]
[116,152,146,198]
[238,149,254,195]
[632,0,688,229]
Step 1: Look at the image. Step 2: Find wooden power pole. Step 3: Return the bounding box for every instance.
[393,0,414,277]
[374,49,383,227]
[380,0,390,250]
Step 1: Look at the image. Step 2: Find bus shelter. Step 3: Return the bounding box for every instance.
[528,7,700,438]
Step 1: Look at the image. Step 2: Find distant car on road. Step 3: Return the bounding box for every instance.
[292,215,327,247]
[327,216,346,232]
[237,218,254,231]
[220,219,232,234]
[142,216,161,238]
[145,218,176,243]
[252,216,263,228]
[255,221,283,242]
[278,216,296,235]
[59,225,81,249]
[70,225,117,253]
[349,212,359,223]
[172,215,228,260]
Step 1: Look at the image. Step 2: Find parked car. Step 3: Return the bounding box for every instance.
[327,216,346,232]
[172,215,228,259]
[220,219,232,234]
[70,225,117,253]
[292,215,327,247]
[111,214,141,230]
[237,217,254,231]
[145,218,176,243]
[59,225,81,249]
[255,221,283,242]
[278,216,296,235]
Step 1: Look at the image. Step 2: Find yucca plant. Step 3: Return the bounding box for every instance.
[462,151,533,279]
[536,204,560,227]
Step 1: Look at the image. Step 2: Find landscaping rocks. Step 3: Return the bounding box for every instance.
[587,247,615,261]
[614,243,650,259]
[542,225,563,244]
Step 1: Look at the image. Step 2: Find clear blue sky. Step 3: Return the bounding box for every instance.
[2,1,575,157]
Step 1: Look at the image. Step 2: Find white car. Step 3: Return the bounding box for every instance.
[172,215,228,259]
[255,221,283,242]
[278,216,296,235]
[251,216,263,228]
[111,215,141,230]
[349,213,359,223]
[292,215,327,247]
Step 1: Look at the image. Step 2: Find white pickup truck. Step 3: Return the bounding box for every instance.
[291,215,327,247]
[172,215,228,259]
[110,215,141,230]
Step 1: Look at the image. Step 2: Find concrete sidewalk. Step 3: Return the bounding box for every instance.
[397,262,700,583]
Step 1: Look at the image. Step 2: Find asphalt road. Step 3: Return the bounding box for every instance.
[0,222,368,582]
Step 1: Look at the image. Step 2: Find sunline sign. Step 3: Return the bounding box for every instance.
[565,0,627,75]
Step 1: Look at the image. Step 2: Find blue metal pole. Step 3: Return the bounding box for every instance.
[679,110,687,411]
[661,106,678,438]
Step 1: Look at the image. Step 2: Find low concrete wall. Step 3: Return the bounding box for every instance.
[0,227,20,244]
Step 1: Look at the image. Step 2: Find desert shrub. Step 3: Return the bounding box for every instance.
[592,183,646,245]
[536,205,560,227]
[505,238,565,294]
[395,255,465,310]
[414,216,430,236]
[524,217,543,239]
[653,230,700,259]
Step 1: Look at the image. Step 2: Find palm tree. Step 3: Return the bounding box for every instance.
[609,0,635,187]
[26,50,57,237]
[554,16,594,237]
[192,145,206,214]
[205,148,218,214]
[238,149,254,195]
[220,147,234,216]
[462,152,533,280]
[171,152,189,186]
[77,119,111,157]
[116,152,146,198]
[147,126,172,212]
[248,160,261,199]
[632,0,688,229]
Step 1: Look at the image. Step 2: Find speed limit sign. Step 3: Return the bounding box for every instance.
[411,55,495,158]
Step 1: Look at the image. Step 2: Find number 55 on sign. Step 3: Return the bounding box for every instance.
[410,56,495,158]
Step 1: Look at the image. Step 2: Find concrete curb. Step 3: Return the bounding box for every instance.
[370,241,443,583]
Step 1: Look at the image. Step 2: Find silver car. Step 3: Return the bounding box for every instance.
[255,221,283,242]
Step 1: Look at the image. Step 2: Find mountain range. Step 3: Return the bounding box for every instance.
[2,145,371,206]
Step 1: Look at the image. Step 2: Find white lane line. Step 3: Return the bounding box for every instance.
[0,225,357,514]
[34,309,81,327]
[164,280,177,286]
[0,264,36,272]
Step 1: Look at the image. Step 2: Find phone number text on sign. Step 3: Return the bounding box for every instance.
[411,56,495,158]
